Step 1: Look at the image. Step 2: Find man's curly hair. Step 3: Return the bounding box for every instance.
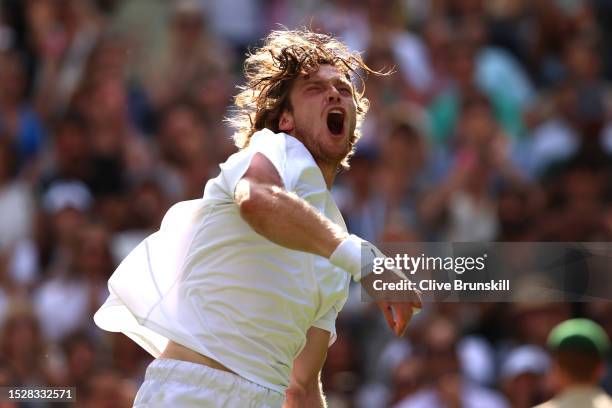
[227,28,381,169]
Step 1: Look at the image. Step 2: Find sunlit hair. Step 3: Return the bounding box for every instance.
[227,28,384,169]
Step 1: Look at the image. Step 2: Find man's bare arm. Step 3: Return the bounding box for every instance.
[235,153,347,258]
[283,327,330,408]
[235,153,420,337]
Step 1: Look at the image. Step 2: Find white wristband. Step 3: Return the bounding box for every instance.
[330,236,420,313]
[330,235,396,282]
[329,234,364,281]
[330,235,412,283]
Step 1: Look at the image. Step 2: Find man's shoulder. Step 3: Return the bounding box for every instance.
[272,132,326,191]
[217,129,326,195]
[280,133,315,161]
[240,129,315,169]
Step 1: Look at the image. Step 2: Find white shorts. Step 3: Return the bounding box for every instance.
[133,358,285,408]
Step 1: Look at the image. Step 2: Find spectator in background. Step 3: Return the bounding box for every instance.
[124,178,168,234]
[388,356,426,407]
[528,153,610,241]
[34,220,111,342]
[38,112,92,191]
[80,34,154,135]
[378,16,448,105]
[534,318,612,408]
[189,68,234,149]
[559,31,610,145]
[0,139,34,251]
[77,76,150,193]
[30,0,103,120]
[420,93,525,241]
[499,345,550,408]
[0,50,46,169]
[37,180,92,276]
[0,358,19,390]
[427,33,525,146]
[378,120,429,232]
[0,299,54,386]
[81,368,138,408]
[393,316,508,408]
[462,13,535,109]
[527,31,612,176]
[154,101,213,200]
[147,0,233,110]
[397,10,535,110]
[307,0,370,53]
[586,302,612,395]
[360,39,412,143]
[60,330,97,391]
[527,0,598,86]
[0,138,37,295]
[508,302,572,349]
[496,184,545,241]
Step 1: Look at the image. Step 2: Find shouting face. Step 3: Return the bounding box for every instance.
[279,65,358,172]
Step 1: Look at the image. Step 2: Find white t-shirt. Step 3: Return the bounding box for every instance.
[94,129,351,393]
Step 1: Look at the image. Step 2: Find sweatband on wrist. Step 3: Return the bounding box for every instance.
[329,234,364,281]
[330,236,420,314]
[330,235,412,283]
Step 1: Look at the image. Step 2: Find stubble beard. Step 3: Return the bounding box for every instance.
[293,122,350,169]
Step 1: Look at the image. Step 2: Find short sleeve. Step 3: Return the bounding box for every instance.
[312,304,340,347]
[220,129,289,196]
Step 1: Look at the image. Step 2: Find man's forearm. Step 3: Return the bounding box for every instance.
[236,178,347,258]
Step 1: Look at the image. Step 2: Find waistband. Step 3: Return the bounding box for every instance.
[145,358,285,405]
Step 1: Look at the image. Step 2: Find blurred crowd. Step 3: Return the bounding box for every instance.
[0,0,611,407]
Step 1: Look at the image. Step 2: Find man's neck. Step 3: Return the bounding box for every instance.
[315,160,337,190]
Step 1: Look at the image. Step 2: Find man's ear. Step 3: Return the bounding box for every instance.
[278,110,294,133]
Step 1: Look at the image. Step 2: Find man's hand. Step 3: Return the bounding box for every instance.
[329,236,422,336]
[375,299,421,337]
[361,263,422,337]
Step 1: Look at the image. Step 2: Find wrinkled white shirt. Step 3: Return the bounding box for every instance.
[94,129,351,392]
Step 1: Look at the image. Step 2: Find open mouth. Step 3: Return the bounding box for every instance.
[326,110,345,136]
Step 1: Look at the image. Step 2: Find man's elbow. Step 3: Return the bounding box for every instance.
[236,180,276,231]
[237,191,264,227]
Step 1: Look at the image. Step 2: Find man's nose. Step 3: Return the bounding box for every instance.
[327,87,341,103]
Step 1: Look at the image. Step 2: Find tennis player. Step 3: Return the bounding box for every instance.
[94,28,421,408]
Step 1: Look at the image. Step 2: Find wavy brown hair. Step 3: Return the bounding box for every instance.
[227,28,383,169]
